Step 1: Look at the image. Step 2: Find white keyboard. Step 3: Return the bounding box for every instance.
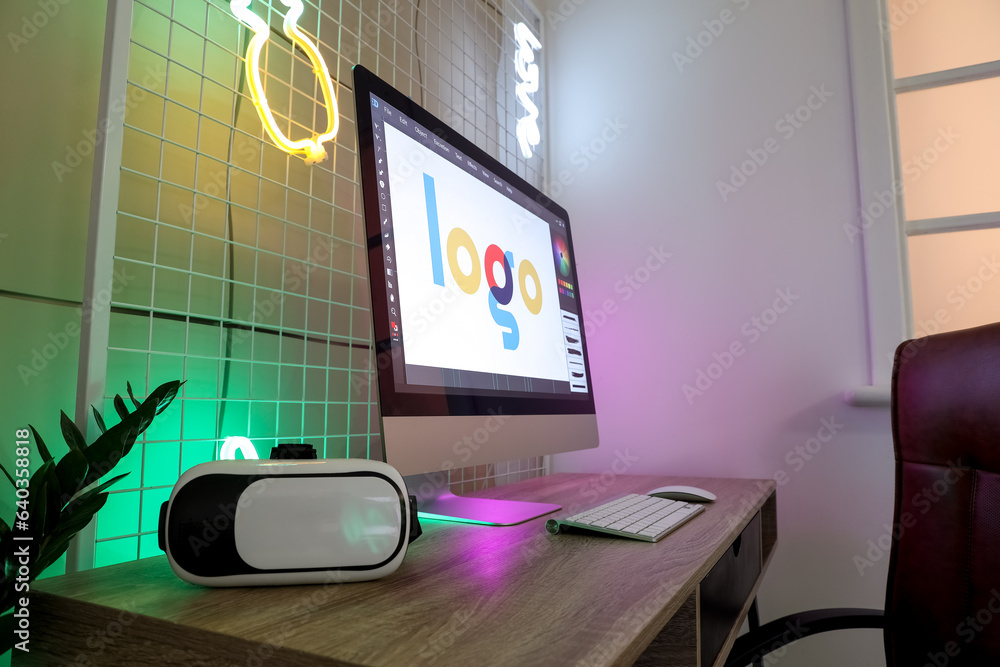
[544,493,705,542]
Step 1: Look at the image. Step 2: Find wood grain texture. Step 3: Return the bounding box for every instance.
[632,590,698,666]
[27,474,775,667]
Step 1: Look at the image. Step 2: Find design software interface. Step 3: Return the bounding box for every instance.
[368,95,589,398]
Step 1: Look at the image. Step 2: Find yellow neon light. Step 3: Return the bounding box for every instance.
[230,0,339,164]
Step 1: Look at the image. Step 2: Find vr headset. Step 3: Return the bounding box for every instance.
[158,455,420,586]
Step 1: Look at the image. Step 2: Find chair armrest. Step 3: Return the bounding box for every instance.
[723,608,885,667]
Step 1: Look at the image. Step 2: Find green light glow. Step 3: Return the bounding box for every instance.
[417,512,497,526]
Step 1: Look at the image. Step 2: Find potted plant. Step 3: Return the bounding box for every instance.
[0,379,181,655]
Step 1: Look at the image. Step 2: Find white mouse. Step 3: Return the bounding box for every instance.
[647,485,716,503]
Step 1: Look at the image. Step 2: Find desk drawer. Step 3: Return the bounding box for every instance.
[700,511,762,666]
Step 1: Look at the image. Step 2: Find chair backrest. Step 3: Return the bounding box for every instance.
[887,322,1000,665]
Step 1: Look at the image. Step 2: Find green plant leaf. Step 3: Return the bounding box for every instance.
[60,411,86,453]
[28,425,53,463]
[113,394,130,420]
[138,380,183,418]
[1,380,182,619]
[35,489,113,579]
[126,381,142,409]
[84,383,182,482]
[59,473,129,521]
[44,480,123,557]
[0,462,13,488]
[81,418,142,488]
[34,532,75,579]
[51,490,111,540]
[81,472,128,499]
[26,460,56,542]
[92,405,107,434]
[55,447,88,502]
[42,464,61,536]
[0,519,10,601]
[0,612,15,655]
[81,384,171,485]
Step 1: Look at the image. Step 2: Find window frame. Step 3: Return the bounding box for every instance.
[846,0,1000,405]
[844,0,910,404]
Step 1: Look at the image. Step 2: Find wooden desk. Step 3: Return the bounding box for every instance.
[24,474,776,667]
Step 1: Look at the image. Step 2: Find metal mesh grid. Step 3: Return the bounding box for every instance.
[95,0,547,564]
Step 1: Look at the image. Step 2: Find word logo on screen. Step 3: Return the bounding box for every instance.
[424,174,541,350]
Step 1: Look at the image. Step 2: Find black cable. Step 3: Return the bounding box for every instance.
[216,24,249,442]
[414,0,424,106]
[215,20,321,444]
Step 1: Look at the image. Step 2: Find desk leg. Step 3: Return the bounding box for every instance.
[748,598,762,667]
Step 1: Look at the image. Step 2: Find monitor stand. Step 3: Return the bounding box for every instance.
[404,473,562,526]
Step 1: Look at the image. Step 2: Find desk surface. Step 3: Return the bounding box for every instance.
[29,474,775,667]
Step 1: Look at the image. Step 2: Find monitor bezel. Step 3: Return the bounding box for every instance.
[352,64,596,419]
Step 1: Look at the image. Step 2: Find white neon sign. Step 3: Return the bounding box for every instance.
[230,0,340,164]
[220,436,260,460]
[514,22,542,159]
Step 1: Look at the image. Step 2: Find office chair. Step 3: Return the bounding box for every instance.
[724,322,1000,666]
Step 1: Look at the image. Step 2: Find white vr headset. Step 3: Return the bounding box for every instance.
[158,458,419,586]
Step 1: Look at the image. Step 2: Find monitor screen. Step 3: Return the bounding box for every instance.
[353,65,597,492]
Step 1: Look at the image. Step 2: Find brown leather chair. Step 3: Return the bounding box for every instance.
[725,322,1000,666]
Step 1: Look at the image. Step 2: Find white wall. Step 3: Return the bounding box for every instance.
[542,1,895,664]
[0,0,106,592]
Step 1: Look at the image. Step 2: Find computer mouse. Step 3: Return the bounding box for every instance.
[647,485,716,503]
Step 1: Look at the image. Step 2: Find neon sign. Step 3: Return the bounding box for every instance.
[514,22,542,159]
[230,0,339,164]
[220,436,260,460]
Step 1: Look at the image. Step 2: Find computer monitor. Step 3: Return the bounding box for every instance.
[352,65,598,525]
